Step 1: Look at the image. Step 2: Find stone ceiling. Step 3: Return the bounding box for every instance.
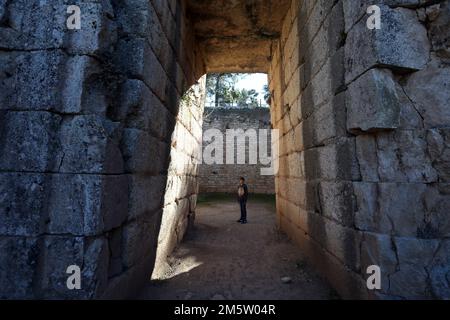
[186,0,292,73]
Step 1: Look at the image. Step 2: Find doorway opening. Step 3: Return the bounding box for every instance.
[144,73,335,299]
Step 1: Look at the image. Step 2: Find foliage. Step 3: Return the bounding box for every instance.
[206,73,267,109]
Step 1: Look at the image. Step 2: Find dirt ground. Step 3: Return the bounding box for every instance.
[139,195,338,300]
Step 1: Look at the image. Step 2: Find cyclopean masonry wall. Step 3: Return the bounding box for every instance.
[198,107,275,195]
[1,0,449,299]
[0,0,205,299]
[270,0,450,299]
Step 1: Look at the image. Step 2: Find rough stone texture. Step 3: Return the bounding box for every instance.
[187,0,292,72]
[198,107,275,195]
[347,69,400,133]
[345,4,430,83]
[270,0,450,300]
[152,77,206,278]
[1,0,449,300]
[0,0,205,299]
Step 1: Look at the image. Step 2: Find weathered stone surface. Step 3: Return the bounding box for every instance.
[354,182,450,238]
[361,232,443,298]
[356,130,438,183]
[360,232,397,293]
[306,210,362,272]
[318,182,354,227]
[0,1,116,53]
[302,93,347,149]
[121,128,169,174]
[345,5,430,83]
[376,130,438,182]
[0,237,39,299]
[0,173,47,236]
[59,115,123,174]
[40,236,109,299]
[429,240,450,299]
[304,138,360,181]
[404,65,450,128]
[116,79,175,141]
[128,174,166,219]
[427,128,450,182]
[0,111,61,172]
[187,0,291,72]
[347,69,400,133]
[48,174,128,236]
[389,237,440,298]
[429,1,450,58]
[114,37,167,103]
[0,51,107,114]
[122,212,161,268]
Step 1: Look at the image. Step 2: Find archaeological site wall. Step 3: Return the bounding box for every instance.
[198,107,275,195]
[270,0,450,299]
[0,0,205,298]
[0,0,449,299]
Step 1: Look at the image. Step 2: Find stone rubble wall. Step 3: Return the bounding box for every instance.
[269,0,450,299]
[0,0,205,299]
[198,107,275,195]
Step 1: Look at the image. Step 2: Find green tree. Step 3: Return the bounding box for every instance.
[263,84,271,105]
[206,73,244,107]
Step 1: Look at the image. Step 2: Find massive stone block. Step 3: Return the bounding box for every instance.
[347,69,400,134]
[0,111,61,172]
[0,237,39,299]
[356,130,438,183]
[427,128,450,182]
[121,128,169,174]
[404,65,450,129]
[0,1,116,54]
[0,51,107,114]
[0,173,47,236]
[354,182,450,238]
[122,211,161,269]
[59,115,124,174]
[48,174,129,236]
[345,5,429,83]
[39,236,109,299]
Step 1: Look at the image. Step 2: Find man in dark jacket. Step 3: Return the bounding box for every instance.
[237,177,249,224]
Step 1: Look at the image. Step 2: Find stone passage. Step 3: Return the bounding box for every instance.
[0,0,449,299]
[198,107,275,195]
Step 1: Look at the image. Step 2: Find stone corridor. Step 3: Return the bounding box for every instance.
[0,0,449,300]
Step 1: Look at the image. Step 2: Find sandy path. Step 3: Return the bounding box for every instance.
[139,197,337,300]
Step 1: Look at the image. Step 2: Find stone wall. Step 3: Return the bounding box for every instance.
[198,107,275,195]
[0,0,205,299]
[153,77,206,279]
[1,0,449,300]
[269,0,450,299]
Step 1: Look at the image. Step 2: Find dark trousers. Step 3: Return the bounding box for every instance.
[239,200,247,221]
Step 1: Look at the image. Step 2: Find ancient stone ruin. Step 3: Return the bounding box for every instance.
[199,107,275,195]
[0,0,449,299]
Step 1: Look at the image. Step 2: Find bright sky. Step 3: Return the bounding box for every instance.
[205,73,269,107]
[235,73,268,97]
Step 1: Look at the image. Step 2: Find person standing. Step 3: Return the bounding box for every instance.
[237,177,249,224]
